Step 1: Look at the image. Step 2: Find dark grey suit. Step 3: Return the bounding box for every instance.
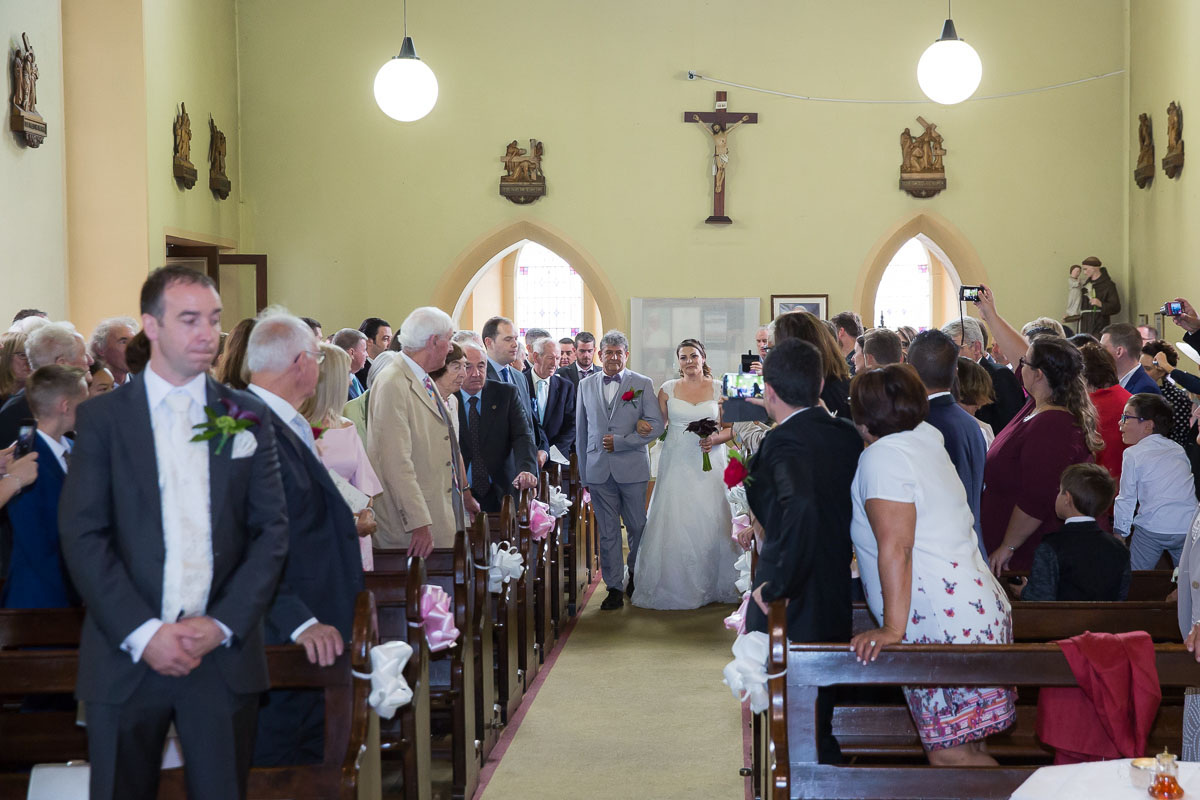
[59,373,289,800]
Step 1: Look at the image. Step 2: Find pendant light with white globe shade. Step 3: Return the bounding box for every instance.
[917,1,982,105]
[373,0,438,122]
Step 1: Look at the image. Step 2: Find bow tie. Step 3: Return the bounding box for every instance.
[602,374,622,385]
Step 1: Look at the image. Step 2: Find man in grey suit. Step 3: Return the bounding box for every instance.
[59,266,289,800]
[575,330,664,610]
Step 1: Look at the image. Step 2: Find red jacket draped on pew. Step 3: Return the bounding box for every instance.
[1035,631,1161,764]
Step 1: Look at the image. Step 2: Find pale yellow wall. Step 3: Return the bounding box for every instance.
[1129,0,1200,345]
[235,0,1128,336]
[143,0,241,264]
[2,3,68,322]
[62,0,149,334]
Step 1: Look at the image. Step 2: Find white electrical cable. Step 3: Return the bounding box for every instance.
[686,69,1125,105]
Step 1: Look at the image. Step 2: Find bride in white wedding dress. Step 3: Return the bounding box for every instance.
[632,339,742,610]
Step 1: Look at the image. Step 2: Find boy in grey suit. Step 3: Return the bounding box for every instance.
[575,331,664,610]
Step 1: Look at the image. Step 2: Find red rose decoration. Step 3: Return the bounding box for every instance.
[723,456,749,488]
[621,390,635,402]
[311,425,325,441]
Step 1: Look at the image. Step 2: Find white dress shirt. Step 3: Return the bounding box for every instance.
[1114,433,1200,537]
[121,366,230,664]
[35,429,70,473]
[602,369,626,406]
[248,383,319,640]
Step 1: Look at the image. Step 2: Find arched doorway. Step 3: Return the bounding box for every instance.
[433,219,621,333]
[854,210,991,331]
[873,236,961,331]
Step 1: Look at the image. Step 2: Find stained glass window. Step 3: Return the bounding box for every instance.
[874,237,932,331]
[514,242,583,340]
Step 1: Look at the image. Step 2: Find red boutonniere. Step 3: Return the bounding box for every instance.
[621,388,642,406]
[310,425,325,441]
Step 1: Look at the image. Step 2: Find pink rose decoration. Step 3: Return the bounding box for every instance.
[529,500,555,541]
[419,584,460,652]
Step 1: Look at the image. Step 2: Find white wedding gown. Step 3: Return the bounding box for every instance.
[632,379,742,610]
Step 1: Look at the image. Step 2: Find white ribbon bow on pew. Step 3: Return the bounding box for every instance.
[489,541,525,593]
[546,485,573,519]
[733,550,752,595]
[351,640,414,719]
[727,485,750,519]
[722,631,773,714]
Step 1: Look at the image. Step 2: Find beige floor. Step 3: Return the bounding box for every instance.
[478,595,745,800]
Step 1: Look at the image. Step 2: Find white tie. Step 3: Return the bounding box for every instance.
[156,389,213,623]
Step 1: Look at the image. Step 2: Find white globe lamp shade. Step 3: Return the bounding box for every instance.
[374,37,438,122]
[917,19,982,105]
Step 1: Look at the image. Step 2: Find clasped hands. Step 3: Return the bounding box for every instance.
[145,615,346,677]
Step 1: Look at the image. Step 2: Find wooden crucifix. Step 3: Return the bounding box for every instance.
[683,91,758,224]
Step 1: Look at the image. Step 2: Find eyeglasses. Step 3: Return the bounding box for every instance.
[295,349,325,365]
[1119,413,1146,424]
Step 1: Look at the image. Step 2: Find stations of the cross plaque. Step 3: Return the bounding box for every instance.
[683,91,758,224]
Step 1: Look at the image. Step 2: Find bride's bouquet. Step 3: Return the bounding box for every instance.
[685,417,720,471]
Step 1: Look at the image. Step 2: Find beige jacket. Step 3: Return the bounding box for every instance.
[367,356,458,549]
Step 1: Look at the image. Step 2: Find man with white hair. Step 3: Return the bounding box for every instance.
[245,310,365,766]
[941,315,1023,435]
[368,306,463,556]
[0,321,93,447]
[528,336,576,455]
[90,316,139,386]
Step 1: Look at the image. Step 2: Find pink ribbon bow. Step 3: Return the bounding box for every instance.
[724,591,751,635]
[419,585,460,652]
[529,500,555,541]
[582,489,591,506]
[731,514,752,543]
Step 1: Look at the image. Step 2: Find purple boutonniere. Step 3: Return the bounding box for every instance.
[191,397,260,455]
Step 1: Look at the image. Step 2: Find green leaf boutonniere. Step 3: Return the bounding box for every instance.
[191,398,260,455]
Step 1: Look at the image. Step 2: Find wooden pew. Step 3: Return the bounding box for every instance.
[540,470,570,640]
[485,498,524,724]
[0,593,382,800]
[762,601,1199,800]
[851,600,1181,642]
[550,458,590,616]
[465,514,501,759]
[1000,569,1176,602]
[376,531,480,800]
[362,562,434,800]
[525,485,557,658]
[517,489,546,680]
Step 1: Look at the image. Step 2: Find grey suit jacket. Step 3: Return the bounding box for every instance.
[575,369,663,485]
[59,374,289,703]
[1177,510,1200,638]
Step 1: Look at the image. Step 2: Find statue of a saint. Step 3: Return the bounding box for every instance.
[22,38,37,113]
[694,113,749,194]
[174,103,192,163]
[209,117,226,175]
[1137,113,1155,171]
[1167,102,1182,153]
[11,49,24,110]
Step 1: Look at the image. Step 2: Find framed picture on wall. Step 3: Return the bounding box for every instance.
[771,294,829,319]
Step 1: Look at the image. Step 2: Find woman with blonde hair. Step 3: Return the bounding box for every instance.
[303,343,383,570]
[0,332,31,405]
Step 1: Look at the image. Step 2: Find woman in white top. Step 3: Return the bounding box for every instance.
[633,339,741,609]
[847,364,1015,766]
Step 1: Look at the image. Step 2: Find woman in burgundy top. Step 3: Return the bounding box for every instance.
[1078,342,1130,483]
[975,288,1103,573]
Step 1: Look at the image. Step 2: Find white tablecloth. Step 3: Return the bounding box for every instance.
[1012,758,1200,799]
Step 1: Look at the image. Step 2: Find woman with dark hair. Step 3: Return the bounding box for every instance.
[848,364,1015,765]
[122,330,151,377]
[1079,342,1131,482]
[633,338,740,609]
[974,288,1102,573]
[771,311,852,418]
[1141,339,1197,446]
[214,318,254,389]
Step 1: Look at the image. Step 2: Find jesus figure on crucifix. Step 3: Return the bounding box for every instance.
[693,113,750,194]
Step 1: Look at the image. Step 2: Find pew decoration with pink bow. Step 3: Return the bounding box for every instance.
[724,591,751,635]
[582,489,591,506]
[731,513,752,547]
[722,631,776,714]
[528,499,556,541]
[351,640,414,719]
[488,541,524,593]
[546,485,573,519]
[420,585,460,652]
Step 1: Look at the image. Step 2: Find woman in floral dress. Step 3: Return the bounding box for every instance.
[847,364,1015,765]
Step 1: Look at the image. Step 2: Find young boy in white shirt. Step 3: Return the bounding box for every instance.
[1115,392,1200,569]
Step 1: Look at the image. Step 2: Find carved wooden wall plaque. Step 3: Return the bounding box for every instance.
[173,102,197,189]
[209,116,231,199]
[1135,113,1155,189]
[10,33,46,147]
[499,139,546,204]
[899,117,946,198]
[1163,101,1184,179]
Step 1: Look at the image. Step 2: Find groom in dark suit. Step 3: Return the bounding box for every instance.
[59,266,289,800]
[245,313,366,765]
[745,338,862,763]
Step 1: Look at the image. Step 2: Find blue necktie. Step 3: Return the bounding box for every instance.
[501,366,512,384]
